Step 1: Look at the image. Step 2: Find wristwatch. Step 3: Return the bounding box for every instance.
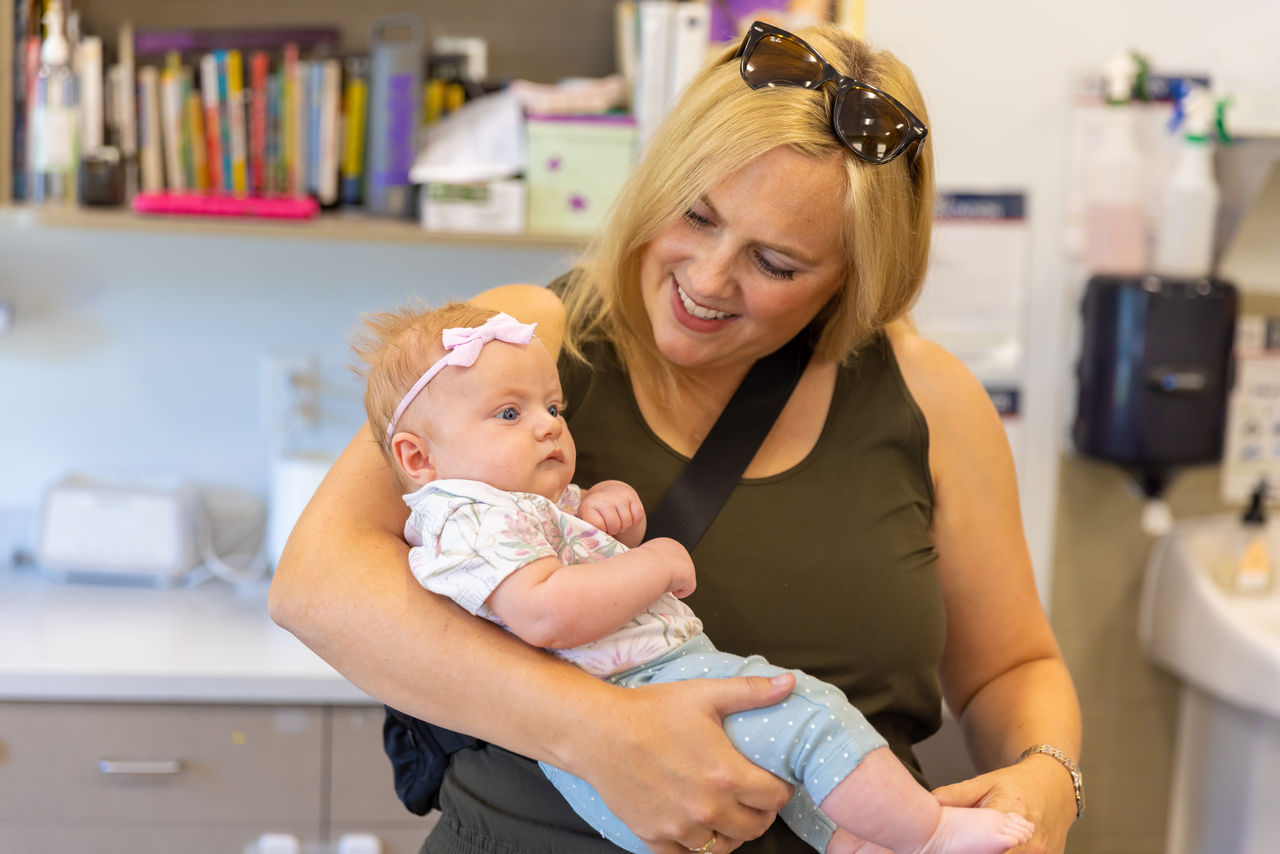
[1018,744,1085,821]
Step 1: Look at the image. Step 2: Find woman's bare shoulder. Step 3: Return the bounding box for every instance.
[471,284,567,357]
[883,320,999,438]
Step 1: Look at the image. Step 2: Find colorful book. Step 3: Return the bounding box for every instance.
[340,57,369,206]
[248,50,269,196]
[225,49,248,195]
[184,80,208,192]
[281,43,299,196]
[199,52,224,192]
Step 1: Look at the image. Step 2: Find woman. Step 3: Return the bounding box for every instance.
[270,21,1081,854]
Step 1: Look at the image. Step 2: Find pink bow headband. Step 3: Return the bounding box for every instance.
[386,312,538,440]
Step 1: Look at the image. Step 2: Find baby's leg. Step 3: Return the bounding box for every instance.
[818,747,1034,854]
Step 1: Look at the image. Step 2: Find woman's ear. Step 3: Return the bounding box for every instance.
[391,432,437,487]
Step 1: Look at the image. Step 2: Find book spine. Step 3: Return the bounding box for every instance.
[199,53,224,192]
[76,36,105,153]
[137,66,164,193]
[184,80,208,192]
[339,57,369,206]
[159,63,186,191]
[263,70,279,197]
[307,60,323,196]
[317,58,340,206]
[248,50,269,197]
[225,48,248,195]
[281,42,298,196]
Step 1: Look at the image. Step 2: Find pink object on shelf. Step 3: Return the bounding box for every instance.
[131,192,321,220]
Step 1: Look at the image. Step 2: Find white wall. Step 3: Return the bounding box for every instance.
[0,225,576,512]
[867,0,1280,599]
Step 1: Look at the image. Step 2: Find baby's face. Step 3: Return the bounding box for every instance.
[416,339,575,501]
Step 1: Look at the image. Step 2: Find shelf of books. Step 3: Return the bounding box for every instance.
[3,0,617,248]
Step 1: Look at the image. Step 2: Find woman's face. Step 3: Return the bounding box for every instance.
[639,146,848,381]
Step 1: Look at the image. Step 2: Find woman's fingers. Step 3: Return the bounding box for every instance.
[579,675,797,850]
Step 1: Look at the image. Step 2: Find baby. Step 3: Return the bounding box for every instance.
[353,302,1035,854]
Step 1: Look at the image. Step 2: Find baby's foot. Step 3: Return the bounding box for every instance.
[910,806,1034,854]
[824,829,894,854]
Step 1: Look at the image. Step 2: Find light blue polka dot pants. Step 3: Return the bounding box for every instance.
[540,634,888,853]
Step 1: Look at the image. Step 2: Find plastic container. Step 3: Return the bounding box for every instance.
[1082,54,1147,275]
[1152,85,1221,279]
[26,0,79,205]
[1231,480,1275,595]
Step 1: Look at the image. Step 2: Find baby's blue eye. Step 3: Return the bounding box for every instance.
[498,407,519,421]
[547,403,561,418]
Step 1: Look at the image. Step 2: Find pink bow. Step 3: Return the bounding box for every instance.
[386,312,537,439]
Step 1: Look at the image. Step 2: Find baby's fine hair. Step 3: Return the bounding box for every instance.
[352,301,499,457]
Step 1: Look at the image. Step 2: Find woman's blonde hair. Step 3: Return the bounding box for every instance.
[562,22,934,397]
[351,301,499,458]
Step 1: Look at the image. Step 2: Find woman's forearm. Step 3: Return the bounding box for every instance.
[956,656,1082,772]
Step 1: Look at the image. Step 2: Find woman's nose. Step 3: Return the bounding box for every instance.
[685,245,736,299]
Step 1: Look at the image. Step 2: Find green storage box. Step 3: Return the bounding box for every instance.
[525,114,637,236]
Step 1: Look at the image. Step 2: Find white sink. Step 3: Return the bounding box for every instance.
[1140,515,1280,854]
[1140,515,1280,717]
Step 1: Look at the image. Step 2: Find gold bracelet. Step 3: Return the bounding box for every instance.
[1018,744,1085,821]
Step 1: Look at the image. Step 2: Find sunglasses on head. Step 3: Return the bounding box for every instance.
[734,20,928,166]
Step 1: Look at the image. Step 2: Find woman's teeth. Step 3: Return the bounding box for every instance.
[677,284,732,320]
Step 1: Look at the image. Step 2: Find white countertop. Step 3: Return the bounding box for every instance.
[0,565,374,705]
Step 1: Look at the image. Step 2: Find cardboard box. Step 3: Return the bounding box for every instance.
[419,179,526,235]
[525,114,637,236]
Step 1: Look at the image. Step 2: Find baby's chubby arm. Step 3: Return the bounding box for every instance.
[577,479,647,547]
[485,533,696,650]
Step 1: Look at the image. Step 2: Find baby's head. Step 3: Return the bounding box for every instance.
[353,302,575,499]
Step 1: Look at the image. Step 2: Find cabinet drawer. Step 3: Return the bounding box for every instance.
[0,702,324,823]
[330,706,438,825]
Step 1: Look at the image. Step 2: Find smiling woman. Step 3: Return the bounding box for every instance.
[271,20,1082,854]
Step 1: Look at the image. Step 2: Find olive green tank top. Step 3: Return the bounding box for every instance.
[560,336,945,766]
[428,332,945,854]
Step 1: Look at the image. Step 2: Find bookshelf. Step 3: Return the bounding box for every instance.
[2,0,617,246]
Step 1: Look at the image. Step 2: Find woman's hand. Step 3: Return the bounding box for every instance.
[569,672,798,853]
[932,757,1076,854]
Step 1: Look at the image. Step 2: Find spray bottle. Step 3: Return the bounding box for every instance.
[26,0,79,205]
[1083,52,1147,275]
[1152,84,1225,279]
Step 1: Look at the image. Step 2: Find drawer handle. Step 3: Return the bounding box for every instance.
[97,758,183,775]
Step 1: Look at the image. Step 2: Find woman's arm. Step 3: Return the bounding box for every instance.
[268,284,795,852]
[889,323,1082,854]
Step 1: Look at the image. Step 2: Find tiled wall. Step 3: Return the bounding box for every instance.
[1052,457,1231,853]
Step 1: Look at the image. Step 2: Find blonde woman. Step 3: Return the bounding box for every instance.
[271,21,1082,854]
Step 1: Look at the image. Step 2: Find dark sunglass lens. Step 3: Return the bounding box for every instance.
[743,34,825,89]
[835,87,913,163]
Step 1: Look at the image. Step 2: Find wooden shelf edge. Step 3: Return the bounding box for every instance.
[0,204,589,251]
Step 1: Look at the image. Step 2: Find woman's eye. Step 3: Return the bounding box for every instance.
[683,208,712,228]
[498,407,519,421]
[754,251,796,281]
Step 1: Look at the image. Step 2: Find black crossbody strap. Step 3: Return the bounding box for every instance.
[645,328,815,549]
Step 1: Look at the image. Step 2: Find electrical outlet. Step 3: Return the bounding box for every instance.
[261,354,320,439]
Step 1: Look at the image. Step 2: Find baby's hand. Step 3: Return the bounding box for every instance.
[579,480,647,547]
[640,537,697,598]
